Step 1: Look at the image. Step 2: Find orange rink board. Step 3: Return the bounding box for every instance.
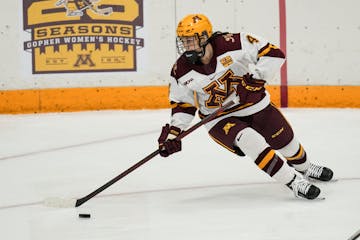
[0,85,359,114]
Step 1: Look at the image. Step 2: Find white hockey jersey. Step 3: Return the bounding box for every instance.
[169,32,285,131]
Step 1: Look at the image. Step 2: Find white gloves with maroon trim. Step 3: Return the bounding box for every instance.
[158,124,182,157]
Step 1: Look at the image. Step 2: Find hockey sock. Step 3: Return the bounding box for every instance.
[277,137,310,172]
[235,128,295,184]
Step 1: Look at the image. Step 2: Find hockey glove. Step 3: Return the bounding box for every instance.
[236,73,266,104]
[158,124,182,157]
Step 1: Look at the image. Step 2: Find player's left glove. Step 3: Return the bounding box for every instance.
[158,124,182,157]
[236,73,266,104]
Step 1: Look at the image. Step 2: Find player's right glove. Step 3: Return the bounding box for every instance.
[236,73,266,104]
[158,124,182,157]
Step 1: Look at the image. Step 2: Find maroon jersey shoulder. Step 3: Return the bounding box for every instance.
[212,33,242,57]
[170,33,243,79]
[171,55,193,80]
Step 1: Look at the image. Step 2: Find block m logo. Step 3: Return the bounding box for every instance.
[74,53,96,67]
[203,70,241,108]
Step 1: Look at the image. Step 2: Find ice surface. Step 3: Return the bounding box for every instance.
[0,108,359,240]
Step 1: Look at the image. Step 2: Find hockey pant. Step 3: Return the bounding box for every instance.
[208,103,309,184]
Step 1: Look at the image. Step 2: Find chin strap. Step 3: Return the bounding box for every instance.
[184,50,204,64]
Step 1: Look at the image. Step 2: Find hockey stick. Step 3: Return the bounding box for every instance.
[348,229,360,240]
[91,6,113,16]
[44,94,239,208]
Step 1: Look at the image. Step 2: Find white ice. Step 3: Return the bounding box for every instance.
[0,108,359,240]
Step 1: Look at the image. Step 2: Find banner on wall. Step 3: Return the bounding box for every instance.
[23,0,144,74]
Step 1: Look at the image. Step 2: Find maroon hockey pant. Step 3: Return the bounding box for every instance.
[208,103,294,155]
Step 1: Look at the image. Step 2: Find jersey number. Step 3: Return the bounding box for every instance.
[247,35,259,44]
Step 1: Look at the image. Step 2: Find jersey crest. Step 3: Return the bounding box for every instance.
[220,56,233,67]
[203,69,241,108]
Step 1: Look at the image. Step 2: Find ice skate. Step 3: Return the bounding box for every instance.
[287,174,321,200]
[301,163,333,181]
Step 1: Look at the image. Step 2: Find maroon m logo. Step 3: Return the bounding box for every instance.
[74,53,96,67]
[203,70,242,108]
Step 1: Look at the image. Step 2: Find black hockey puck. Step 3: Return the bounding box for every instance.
[78,213,91,218]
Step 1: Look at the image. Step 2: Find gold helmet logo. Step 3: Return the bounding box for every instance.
[55,0,113,17]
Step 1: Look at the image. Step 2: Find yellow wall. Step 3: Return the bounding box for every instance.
[266,86,360,108]
[0,85,359,114]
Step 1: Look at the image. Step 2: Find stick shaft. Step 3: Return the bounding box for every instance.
[176,100,234,140]
[75,149,159,207]
[75,100,235,207]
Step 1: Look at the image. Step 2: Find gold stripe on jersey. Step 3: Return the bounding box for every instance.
[286,144,305,161]
[258,43,279,58]
[258,149,276,169]
[246,35,259,44]
[170,102,195,108]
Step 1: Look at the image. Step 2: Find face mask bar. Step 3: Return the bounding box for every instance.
[176,34,209,64]
[176,35,198,55]
[176,36,187,55]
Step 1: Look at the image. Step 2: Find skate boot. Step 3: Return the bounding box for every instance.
[302,163,333,181]
[287,174,321,200]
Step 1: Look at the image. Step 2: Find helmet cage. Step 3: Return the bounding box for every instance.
[177,34,211,64]
[176,14,212,63]
[176,34,196,55]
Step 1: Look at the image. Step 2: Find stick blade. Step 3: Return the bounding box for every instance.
[43,197,77,208]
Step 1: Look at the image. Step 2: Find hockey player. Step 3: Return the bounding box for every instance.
[157,14,333,200]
